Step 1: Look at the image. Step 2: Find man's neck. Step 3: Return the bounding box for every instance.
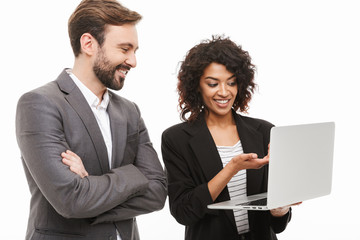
[72,62,106,101]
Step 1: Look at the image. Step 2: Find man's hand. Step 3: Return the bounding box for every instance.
[61,150,89,178]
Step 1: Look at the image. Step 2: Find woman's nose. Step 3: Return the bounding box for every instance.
[218,83,229,97]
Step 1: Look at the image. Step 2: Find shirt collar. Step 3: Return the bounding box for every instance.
[67,69,110,110]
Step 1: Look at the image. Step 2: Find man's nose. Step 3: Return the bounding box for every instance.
[125,52,137,68]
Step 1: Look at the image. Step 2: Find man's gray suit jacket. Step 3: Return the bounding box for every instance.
[16,69,167,240]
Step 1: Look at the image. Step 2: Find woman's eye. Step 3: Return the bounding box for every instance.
[228,81,237,86]
[208,83,218,87]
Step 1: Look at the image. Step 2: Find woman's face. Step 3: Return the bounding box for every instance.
[199,62,238,119]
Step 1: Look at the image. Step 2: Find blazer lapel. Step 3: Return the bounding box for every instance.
[234,113,267,195]
[186,114,237,228]
[187,112,266,195]
[186,112,268,229]
[107,92,127,168]
[187,117,224,183]
[56,69,110,174]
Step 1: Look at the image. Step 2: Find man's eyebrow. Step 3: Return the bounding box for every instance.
[117,43,139,51]
[204,75,235,81]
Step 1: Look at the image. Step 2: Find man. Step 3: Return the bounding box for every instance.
[15,0,167,239]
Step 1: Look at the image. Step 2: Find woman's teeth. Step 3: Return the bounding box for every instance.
[215,99,229,104]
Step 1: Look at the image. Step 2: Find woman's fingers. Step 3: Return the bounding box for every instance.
[231,153,269,171]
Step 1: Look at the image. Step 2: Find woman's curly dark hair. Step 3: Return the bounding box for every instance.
[177,35,257,122]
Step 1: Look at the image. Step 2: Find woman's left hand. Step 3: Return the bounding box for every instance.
[270,202,302,217]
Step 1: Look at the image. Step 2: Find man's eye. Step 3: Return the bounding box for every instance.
[121,48,129,52]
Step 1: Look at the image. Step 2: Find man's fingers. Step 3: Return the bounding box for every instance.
[69,166,79,173]
[61,150,79,158]
[66,150,81,160]
[62,157,78,167]
[62,157,71,165]
[61,150,88,178]
[61,152,73,160]
[61,151,81,163]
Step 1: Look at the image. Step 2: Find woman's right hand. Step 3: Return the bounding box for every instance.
[228,152,269,174]
[208,153,269,201]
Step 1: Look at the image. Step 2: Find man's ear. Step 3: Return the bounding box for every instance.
[79,33,98,56]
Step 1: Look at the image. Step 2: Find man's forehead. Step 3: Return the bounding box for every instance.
[104,24,139,47]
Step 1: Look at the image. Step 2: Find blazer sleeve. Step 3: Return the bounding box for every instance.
[161,128,216,226]
[270,208,292,233]
[16,92,151,219]
[91,105,167,224]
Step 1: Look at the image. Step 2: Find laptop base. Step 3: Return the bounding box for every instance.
[208,193,269,210]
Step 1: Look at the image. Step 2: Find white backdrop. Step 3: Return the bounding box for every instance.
[1,0,359,239]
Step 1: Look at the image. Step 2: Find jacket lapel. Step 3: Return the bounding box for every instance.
[234,113,267,195]
[187,117,224,183]
[107,92,127,168]
[56,69,110,174]
[186,114,236,228]
[187,112,266,194]
[186,111,268,229]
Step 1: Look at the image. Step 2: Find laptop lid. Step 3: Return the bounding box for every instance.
[208,122,335,210]
[266,122,335,209]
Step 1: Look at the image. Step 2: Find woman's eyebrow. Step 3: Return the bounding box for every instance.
[204,75,235,81]
[204,76,219,81]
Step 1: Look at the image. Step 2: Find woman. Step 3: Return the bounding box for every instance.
[161,36,293,240]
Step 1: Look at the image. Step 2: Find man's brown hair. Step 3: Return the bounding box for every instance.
[68,0,142,57]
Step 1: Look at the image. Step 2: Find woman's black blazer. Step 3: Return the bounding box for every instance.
[161,111,292,240]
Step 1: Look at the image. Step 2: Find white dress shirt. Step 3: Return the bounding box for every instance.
[68,70,121,240]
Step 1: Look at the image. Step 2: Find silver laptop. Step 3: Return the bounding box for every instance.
[208,122,335,211]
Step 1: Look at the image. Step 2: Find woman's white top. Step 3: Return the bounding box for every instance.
[217,140,249,235]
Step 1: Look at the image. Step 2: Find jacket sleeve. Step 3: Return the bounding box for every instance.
[16,92,150,219]
[269,208,292,233]
[160,129,216,226]
[91,104,167,224]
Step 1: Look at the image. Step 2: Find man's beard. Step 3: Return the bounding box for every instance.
[93,48,129,91]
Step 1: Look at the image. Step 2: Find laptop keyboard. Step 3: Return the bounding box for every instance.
[236,198,267,206]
